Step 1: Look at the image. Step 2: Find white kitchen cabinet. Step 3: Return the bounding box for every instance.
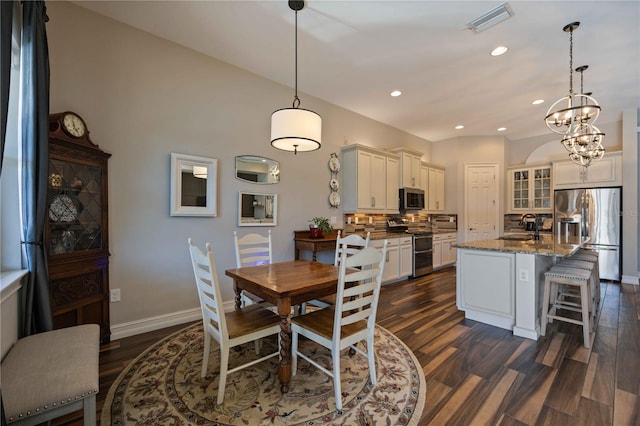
[342,144,400,214]
[386,156,400,212]
[433,232,457,269]
[507,165,552,212]
[428,167,445,212]
[553,151,622,189]
[372,238,400,284]
[399,236,413,278]
[441,234,457,266]
[420,163,429,208]
[392,148,423,189]
[433,235,443,269]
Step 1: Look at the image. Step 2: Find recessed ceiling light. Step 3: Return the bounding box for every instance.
[491,46,508,56]
[455,125,464,130]
[390,90,402,97]
[497,127,507,132]
[532,99,544,105]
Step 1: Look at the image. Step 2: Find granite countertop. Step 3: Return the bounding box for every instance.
[453,234,583,257]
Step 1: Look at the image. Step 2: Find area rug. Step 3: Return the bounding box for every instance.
[101,322,426,425]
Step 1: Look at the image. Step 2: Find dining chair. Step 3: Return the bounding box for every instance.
[291,240,388,413]
[303,231,371,313]
[188,238,281,404]
[233,230,272,306]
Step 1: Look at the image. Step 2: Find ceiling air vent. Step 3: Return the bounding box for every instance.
[466,3,514,33]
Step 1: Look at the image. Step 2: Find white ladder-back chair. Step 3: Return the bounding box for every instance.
[233,230,272,306]
[291,240,388,412]
[188,238,280,404]
[303,231,371,313]
[333,230,371,266]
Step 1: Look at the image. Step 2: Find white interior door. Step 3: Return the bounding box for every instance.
[465,164,499,242]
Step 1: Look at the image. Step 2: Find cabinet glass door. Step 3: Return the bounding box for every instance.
[48,159,103,255]
[512,170,529,209]
[533,167,551,209]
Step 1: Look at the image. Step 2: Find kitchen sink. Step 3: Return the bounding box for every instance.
[498,235,534,241]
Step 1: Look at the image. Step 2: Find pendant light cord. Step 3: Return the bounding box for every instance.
[568,27,574,96]
[292,9,300,109]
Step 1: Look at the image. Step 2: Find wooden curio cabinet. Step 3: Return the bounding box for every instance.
[46,112,111,342]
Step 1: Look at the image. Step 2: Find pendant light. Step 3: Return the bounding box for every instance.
[544,22,600,135]
[271,1,322,155]
[561,65,605,167]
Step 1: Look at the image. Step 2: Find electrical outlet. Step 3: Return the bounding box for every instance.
[110,288,121,302]
[518,269,529,281]
[330,216,337,225]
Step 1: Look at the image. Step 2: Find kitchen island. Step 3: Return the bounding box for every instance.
[454,235,583,340]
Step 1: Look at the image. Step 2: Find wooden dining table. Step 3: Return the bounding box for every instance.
[225,260,342,393]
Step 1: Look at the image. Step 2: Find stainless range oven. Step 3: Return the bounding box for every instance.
[412,232,433,277]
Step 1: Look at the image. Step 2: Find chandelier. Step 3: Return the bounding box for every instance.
[560,65,605,167]
[545,21,604,167]
[270,1,322,155]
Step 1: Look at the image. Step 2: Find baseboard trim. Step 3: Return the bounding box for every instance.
[621,275,639,285]
[110,301,238,341]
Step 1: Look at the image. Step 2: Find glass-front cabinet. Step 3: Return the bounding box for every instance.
[508,165,552,212]
[46,112,111,342]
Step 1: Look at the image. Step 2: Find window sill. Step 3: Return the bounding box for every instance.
[0,270,28,302]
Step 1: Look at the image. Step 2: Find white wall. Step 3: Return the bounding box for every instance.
[46,2,432,332]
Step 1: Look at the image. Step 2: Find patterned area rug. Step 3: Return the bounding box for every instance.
[102,322,425,425]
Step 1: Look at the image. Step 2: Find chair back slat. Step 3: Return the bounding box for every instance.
[188,238,227,338]
[234,230,272,267]
[334,230,371,266]
[333,241,387,337]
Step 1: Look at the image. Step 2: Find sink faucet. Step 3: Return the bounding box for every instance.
[520,213,541,241]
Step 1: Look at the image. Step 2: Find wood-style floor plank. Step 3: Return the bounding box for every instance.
[52,267,639,426]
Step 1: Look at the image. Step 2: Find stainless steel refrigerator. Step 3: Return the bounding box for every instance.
[554,187,622,281]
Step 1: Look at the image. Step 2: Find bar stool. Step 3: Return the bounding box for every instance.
[566,250,600,308]
[541,265,594,348]
[557,258,599,323]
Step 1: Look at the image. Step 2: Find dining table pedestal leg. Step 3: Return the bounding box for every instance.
[277,299,292,393]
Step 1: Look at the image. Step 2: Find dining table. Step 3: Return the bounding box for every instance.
[225,259,342,393]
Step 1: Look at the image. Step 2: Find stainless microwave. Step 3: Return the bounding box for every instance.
[399,188,425,210]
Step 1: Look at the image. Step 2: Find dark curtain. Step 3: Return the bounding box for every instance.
[0,0,14,176]
[20,0,52,336]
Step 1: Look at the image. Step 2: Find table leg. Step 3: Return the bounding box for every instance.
[277,299,292,393]
[233,283,242,310]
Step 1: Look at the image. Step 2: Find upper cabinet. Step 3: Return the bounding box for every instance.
[507,165,552,213]
[391,148,423,189]
[553,151,622,189]
[427,166,445,212]
[342,144,400,214]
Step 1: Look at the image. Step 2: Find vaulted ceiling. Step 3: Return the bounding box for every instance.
[73,1,640,142]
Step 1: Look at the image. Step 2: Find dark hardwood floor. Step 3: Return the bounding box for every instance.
[56,267,639,425]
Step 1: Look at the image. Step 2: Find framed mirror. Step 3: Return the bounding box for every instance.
[235,155,280,184]
[170,153,218,217]
[238,192,277,226]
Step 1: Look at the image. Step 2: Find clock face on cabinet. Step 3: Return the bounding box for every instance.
[62,113,86,138]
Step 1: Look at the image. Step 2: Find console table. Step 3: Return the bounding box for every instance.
[293,230,341,261]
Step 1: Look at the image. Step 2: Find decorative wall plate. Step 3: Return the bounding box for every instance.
[329,191,341,207]
[49,194,78,222]
[329,156,341,172]
[330,178,339,190]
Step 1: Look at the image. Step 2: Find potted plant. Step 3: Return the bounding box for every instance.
[309,216,333,238]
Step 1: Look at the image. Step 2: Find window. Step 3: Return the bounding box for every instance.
[1,6,24,288]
